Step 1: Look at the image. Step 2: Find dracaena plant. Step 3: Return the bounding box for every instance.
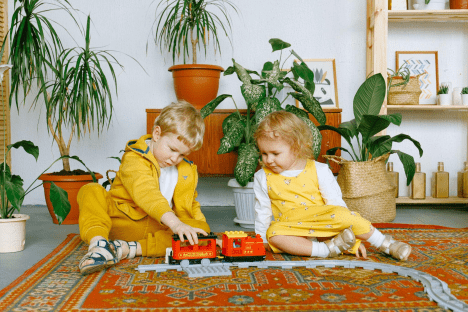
[318,73,424,185]
[200,38,326,186]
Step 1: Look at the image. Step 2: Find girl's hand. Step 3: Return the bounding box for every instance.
[355,243,368,259]
[216,239,223,247]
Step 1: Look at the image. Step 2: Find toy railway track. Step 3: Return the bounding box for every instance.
[136,259,468,312]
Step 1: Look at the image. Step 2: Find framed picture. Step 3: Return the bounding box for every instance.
[396,51,439,105]
[296,58,339,108]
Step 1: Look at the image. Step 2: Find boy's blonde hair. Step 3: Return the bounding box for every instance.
[254,111,314,159]
[153,100,205,151]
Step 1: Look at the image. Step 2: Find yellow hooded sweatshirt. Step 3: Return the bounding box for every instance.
[78,134,210,257]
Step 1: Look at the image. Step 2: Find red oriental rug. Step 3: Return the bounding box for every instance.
[1,224,467,312]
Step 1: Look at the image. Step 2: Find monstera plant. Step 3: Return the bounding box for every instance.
[201,38,326,186]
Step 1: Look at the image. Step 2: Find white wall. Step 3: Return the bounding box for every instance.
[10,0,464,205]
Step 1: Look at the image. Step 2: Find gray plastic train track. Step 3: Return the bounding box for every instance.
[136,260,468,312]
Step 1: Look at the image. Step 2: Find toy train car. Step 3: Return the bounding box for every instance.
[165,231,266,265]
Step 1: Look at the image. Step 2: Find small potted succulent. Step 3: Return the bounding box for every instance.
[201,38,326,228]
[437,84,451,106]
[151,0,239,109]
[462,87,468,106]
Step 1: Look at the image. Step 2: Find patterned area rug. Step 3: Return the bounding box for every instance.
[1,224,467,312]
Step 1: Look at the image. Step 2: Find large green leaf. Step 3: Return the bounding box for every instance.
[222,113,243,135]
[218,119,246,154]
[284,77,326,125]
[234,143,259,186]
[339,120,359,138]
[285,104,309,120]
[7,140,39,161]
[200,94,232,118]
[268,38,291,52]
[241,84,266,109]
[353,73,386,126]
[366,135,391,156]
[2,170,25,214]
[379,113,402,126]
[358,115,391,143]
[371,133,423,159]
[318,124,353,148]
[49,182,71,224]
[254,97,282,124]
[391,150,416,186]
[254,60,283,91]
[291,61,315,95]
[298,117,322,160]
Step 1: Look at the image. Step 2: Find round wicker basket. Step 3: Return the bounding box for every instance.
[388,75,422,105]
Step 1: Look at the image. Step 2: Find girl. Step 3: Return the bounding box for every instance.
[253,111,411,260]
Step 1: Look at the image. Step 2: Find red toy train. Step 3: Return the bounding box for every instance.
[165,231,266,265]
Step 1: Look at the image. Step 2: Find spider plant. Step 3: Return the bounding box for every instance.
[387,65,411,96]
[151,0,239,64]
[32,15,123,171]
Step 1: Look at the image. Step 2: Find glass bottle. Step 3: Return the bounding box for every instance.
[387,162,399,198]
[457,162,468,198]
[432,162,449,198]
[411,162,426,199]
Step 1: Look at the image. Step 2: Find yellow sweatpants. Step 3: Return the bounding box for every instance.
[78,183,210,257]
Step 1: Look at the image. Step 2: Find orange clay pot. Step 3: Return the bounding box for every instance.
[168,64,224,110]
[450,0,468,8]
[38,173,103,225]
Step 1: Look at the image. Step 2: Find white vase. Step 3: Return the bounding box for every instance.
[413,0,447,9]
[462,94,468,105]
[0,214,30,253]
[228,179,256,229]
[453,87,462,106]
[438,94,451,106]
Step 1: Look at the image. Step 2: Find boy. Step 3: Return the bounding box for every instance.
[78,101,210,275]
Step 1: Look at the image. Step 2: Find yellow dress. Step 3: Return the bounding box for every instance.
[265,159,372,253]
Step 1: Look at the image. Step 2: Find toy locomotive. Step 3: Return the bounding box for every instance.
[165,231,266,265]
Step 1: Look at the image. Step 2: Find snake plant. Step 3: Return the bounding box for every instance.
[201,38,326,186]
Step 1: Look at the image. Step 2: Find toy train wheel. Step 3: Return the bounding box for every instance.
[180,260,190,268]
[201,258,210,266]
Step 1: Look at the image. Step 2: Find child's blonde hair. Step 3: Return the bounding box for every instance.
[254,110,314,159]
[153,100,205,151]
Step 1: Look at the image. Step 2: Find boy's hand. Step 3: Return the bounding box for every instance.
[161,212,207,245]
[263,242,271,252]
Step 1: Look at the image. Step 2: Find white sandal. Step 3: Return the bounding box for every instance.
[324,227,356,257]
[112,240,138,261]
[379,235,411,261]
[79,239,118,275]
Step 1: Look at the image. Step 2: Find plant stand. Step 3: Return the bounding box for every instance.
[228,179,256,229]
[0,214,30,253]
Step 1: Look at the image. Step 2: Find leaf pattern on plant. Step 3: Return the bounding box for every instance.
[255,97,282,124]
[285,104,309,120]
[255,60,283,91]
[234,143,259,187]
[218,119,245,154]
[201,94,232,119]
[241,84,266,108]
[298,117,322,159]
[284,77,326,125]
[222,113,244,135]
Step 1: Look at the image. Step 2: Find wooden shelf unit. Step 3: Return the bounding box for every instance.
[367,1,468,204]
[147,108,342,176]
[397,196,468,205]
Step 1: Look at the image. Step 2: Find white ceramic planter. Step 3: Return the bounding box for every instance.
[438,94,451,106]
[462,94,468,105]
[0,214,30,253]
[228,179,256,229]
[413,0,447,9]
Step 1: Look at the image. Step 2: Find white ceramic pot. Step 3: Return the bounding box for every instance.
[413,0,447,9]
[462,94,468,105]
[0,214,30,253]
[228,178,256,229]
[438,94,452,106]
[453,87,463,106]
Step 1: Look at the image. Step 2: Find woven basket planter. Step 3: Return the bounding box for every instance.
[388,75,422,105]
[325,154,396,223]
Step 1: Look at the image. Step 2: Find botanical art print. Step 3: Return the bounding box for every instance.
[396,51,439,105]
[300,59,339,108]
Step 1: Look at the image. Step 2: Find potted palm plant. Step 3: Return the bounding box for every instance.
[151,0,239,109]
[1,1,123,224]
[319,73,423,222]
[201,38,326,228]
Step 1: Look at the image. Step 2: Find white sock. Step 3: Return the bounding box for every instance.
[311,241,333,258]
[367,229,393,253]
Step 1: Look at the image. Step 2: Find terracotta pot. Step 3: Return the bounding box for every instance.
[168,64,224,110]
[0,214,30,253]
[450,0,468,9]
[38,173,103,224]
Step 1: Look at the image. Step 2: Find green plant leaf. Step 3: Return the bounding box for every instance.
[218,119,246,154]
[284,77,326,125]
[379,113,402,126]
[285,104,309,120]
[2,170,25,215]
[234,143,259,186]
[48,182,71,224]
[291,61,315,94]
[339,120,359,138]
[268,38,291,52]
[254,97,282,124]
[298,117,322,159]
[254,60,283,91]
[358,115,391,143]
[201,94,232,118]
[241,84,266,109]
[353,73,386,126]
[7,140,39,161]
[371,134,423,159]
[366,135,391,156]
[391,150,416,186]
[222,113,243,135]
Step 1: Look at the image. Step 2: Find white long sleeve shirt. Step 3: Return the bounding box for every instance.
[254,161,347,241]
